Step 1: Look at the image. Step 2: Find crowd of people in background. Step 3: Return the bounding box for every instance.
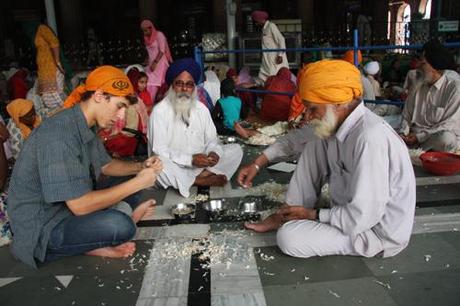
[0,10,459,268]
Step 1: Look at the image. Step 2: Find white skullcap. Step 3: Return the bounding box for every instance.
[364,61,380,76]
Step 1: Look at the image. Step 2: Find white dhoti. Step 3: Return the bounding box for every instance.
[277,220,362,258]
[156,144,243,197]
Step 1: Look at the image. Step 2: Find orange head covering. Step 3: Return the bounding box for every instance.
[342,50,362,65]
[64,65,134,109]
[6,99,41,139]
[299,59,363,104]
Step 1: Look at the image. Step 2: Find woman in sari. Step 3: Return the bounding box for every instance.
[23,22,65,114]
[140,20,173,103]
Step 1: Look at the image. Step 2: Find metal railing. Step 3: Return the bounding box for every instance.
[194,29,460,107]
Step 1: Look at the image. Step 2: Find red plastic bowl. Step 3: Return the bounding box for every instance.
[419,152,460,176]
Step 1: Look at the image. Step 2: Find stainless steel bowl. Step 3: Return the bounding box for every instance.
[226,136,236,143]
[239,196,263,214]
[171,203,195,220]
[203,199,226,212]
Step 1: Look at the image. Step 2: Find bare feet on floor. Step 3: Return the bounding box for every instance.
[85,241,136,258]
[194,174,227,186]
[244,213,283,233]
[131,199,156,223]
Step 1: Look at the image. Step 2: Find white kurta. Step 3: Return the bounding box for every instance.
[364,75,400,116]
[258,21,289,82]
[400,70,460,148]
[148,97,243,197]
[280,103,416,258]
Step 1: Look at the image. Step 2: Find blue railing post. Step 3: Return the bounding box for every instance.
[353,29,359,67]
[194,46,204,84]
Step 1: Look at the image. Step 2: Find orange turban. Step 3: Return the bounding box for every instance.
[64,65,134,109]
[6,99,41,139]
[342,50,362,65]
[299,59,363,104]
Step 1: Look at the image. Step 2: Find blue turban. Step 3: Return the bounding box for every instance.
[165,58,201,85]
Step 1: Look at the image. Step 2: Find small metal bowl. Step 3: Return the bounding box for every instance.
[171,203,196,221]
[203,199,226,213]
[203,199,228,220]
[238,196,263,214]
[226,136,236,143]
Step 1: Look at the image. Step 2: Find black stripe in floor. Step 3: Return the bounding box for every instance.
[187,239,211,306]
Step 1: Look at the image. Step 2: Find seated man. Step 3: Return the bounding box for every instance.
[148,58,243,197]
[399,39,460,152]
[246,59,416,259]
[8,66,162,268]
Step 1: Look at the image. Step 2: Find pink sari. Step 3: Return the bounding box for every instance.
[140,20,172,100]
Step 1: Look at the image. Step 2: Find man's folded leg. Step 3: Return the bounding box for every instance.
[44,209,136,262]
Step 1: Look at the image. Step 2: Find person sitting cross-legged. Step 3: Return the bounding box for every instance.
[399,39,460,152]
[148,58,243,197]
[8,66,162,268]
[245,59,416,260]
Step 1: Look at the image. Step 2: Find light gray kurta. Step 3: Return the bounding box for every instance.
[258,20,289,82]
[262,125,316,161]
[148,97,243,197]
[283,103,416,258]
[400,70,460,149]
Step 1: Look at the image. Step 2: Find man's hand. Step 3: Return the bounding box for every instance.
[135,167,158,189]
[237,164,259,188]
[192,153,211,168]
[277,206,316,222]
[400,133,419,146]
[275,55,283,65]
[207,151,220,167]
[142,156,163,174]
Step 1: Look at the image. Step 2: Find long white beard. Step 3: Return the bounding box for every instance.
[310,105,338,139]
[167,87,196,126]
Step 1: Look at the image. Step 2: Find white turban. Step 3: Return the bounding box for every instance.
[364,61,380,76]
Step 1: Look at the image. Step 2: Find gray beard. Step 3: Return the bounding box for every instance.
[309,105,338,139]
[167,87,196,126]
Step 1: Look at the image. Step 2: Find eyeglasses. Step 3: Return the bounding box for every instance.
[173,80,195,89]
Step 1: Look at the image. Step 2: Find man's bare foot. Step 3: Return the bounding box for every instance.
[244,213,283,233]
[132,199,156,223]
[194,174,227,186]
[85,242,136,258]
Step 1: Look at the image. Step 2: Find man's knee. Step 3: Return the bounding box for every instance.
[423,131,458,152]
[101,210,136,242]
[437,131,458,151]
[276,222,307,257]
